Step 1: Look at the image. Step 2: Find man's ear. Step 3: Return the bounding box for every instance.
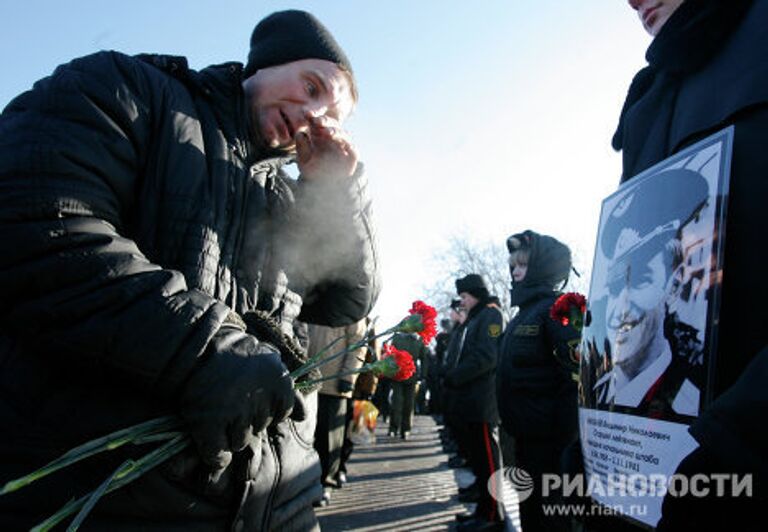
[665,263,686,303]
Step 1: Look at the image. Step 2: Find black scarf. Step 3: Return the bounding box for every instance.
[509,231,571,308]
[612,0,753,152]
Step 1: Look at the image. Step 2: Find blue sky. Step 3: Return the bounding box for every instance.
[0,1,652,329]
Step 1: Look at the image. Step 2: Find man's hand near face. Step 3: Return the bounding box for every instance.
[295,114,358,181]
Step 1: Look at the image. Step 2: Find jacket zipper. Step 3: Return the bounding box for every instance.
[227,78,254,296]
[261,431,281,531]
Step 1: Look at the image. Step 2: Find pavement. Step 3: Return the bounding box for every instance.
[316,415,521,531]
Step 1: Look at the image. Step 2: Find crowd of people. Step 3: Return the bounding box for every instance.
[1,1,766,531]
[426,232,578,531]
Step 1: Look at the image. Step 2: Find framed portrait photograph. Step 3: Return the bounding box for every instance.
[578,127,733,527]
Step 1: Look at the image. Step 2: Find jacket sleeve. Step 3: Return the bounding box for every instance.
[286,165,381,327]
[0,52,232,394]
[687,345,768,481]
[340,319,368,386]
[447,307,503,386]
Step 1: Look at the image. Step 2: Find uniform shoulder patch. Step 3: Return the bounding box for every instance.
[488,323,502,338]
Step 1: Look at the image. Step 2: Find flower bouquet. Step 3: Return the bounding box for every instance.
[549,292,587,374]
[0,300,437,530]
[549,292,587,331]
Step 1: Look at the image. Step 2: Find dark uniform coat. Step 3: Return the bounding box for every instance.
[497,231,579,442]
[444,297,504,424]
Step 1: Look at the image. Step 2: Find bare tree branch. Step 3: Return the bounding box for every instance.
[421,234,511,320]
[422,233,591,321]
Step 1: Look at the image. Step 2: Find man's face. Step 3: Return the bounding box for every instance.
[449,308,465,324]
[605,251,669,368]
[628,0,685,36]
[459,292,479,312]
[244,58,355,152]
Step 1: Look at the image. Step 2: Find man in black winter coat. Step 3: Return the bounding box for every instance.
[604,1,768,530]
[0,10,379,532]
[446,274,506,531]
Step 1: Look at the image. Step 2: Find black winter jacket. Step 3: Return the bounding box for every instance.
[444,298,504,424]
[497,294,580,441]
[613,0,768,400]
[588,3,768,530]
[0,51,379,531]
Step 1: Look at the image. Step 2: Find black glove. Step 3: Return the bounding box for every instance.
[180,324,298,482]
[337,380,354,394]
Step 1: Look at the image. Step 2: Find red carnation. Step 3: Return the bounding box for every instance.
[550,292,587,330]
[378,344,416,381]
[408,300,438,345]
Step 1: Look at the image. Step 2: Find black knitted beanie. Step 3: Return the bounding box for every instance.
[243,10,352,77]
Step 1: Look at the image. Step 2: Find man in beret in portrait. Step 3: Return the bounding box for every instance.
[593,168,708,419]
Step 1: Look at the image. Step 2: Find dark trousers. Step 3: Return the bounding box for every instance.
[515,438,571,532]
[443,411,468,459]
[372,378,391,422]
[314,394,347,487]
[389,380,417,435]
[428,377,443,415]
[339,398,355,474]
[458,421,505,522]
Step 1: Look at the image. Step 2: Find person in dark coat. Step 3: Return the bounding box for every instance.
[387,331,430,439]
[497,230,579,532]
[429,318,453,416]
[338,317,380,486]
[308,319,367,507]
[446,274,506,531]
[441,298,469,464]
[614,0,768,529]
[0,10,380,532]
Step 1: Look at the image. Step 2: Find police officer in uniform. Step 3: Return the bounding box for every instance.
[446,274,506,531]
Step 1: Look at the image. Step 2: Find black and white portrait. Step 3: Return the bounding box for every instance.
[580,129,731,421]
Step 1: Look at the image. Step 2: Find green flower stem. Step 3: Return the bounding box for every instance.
[32,435,190,532]
[293,356,401,392]
[291,313,422,381]
[66,459,134,531]
[132,431,185,445]
[1,416,183,496]
[300,334,346,368]
[289,326,396,380]
[294,364,376,391]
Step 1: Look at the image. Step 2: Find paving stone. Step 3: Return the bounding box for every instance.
[316,415,521,531]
